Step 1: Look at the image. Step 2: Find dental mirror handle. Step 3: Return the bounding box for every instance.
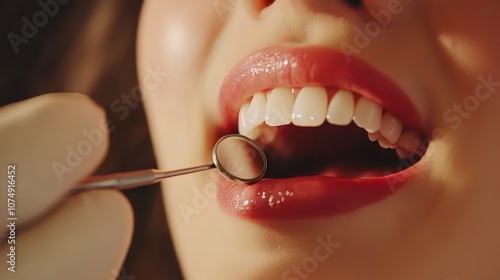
[77,163,216,191]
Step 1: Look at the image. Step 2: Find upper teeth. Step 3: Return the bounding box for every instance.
[238,87,422,154]
[292,87,328,127]
[265,88,294,126]
[352,97,382,133]
[326,89,355,126]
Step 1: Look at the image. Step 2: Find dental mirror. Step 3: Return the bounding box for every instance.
[78,134,267,191]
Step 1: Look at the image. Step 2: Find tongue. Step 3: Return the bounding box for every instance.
[259,123,400,178]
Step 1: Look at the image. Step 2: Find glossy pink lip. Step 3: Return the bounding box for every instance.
[218,46,425,220]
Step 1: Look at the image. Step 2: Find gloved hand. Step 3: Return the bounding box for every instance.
[0,93,133,280]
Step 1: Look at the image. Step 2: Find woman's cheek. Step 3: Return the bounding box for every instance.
[137,0,224,168]
[137,0,224,126]
[139,0,224,82]
[423,0,500,76]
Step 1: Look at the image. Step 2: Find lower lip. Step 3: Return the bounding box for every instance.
[216,162,425,220]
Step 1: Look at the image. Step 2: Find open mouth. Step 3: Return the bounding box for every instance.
[238,87,425,179]
[217,46,428,220]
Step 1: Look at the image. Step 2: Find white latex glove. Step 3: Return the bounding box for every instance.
[0,93,134,280]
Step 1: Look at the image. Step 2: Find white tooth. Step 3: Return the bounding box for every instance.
[238,102,254,136]
[245,126,262,140]
[397,131,422,152]
[378,138,397,149]
[292,87,327,127]
[257,126,278,146]
[247,92,266,126]
[379,112,403,144]
[265,88,294,126]
[368,132,380,142]
[353,97,383,133]
[326,89,355,126]
[379,140,391,149]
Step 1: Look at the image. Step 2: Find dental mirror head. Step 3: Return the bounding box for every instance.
[213,134,267,184]
[78,134,267,191]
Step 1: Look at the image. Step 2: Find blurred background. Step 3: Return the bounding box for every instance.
[0,1,183,279]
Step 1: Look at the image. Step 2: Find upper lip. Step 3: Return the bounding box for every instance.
[219,46,423,133]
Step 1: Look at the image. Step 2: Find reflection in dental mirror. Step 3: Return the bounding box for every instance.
[213,134,267,183]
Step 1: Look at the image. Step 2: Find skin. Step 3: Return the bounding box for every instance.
[0,94,133,279]
[137,0,500,279]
